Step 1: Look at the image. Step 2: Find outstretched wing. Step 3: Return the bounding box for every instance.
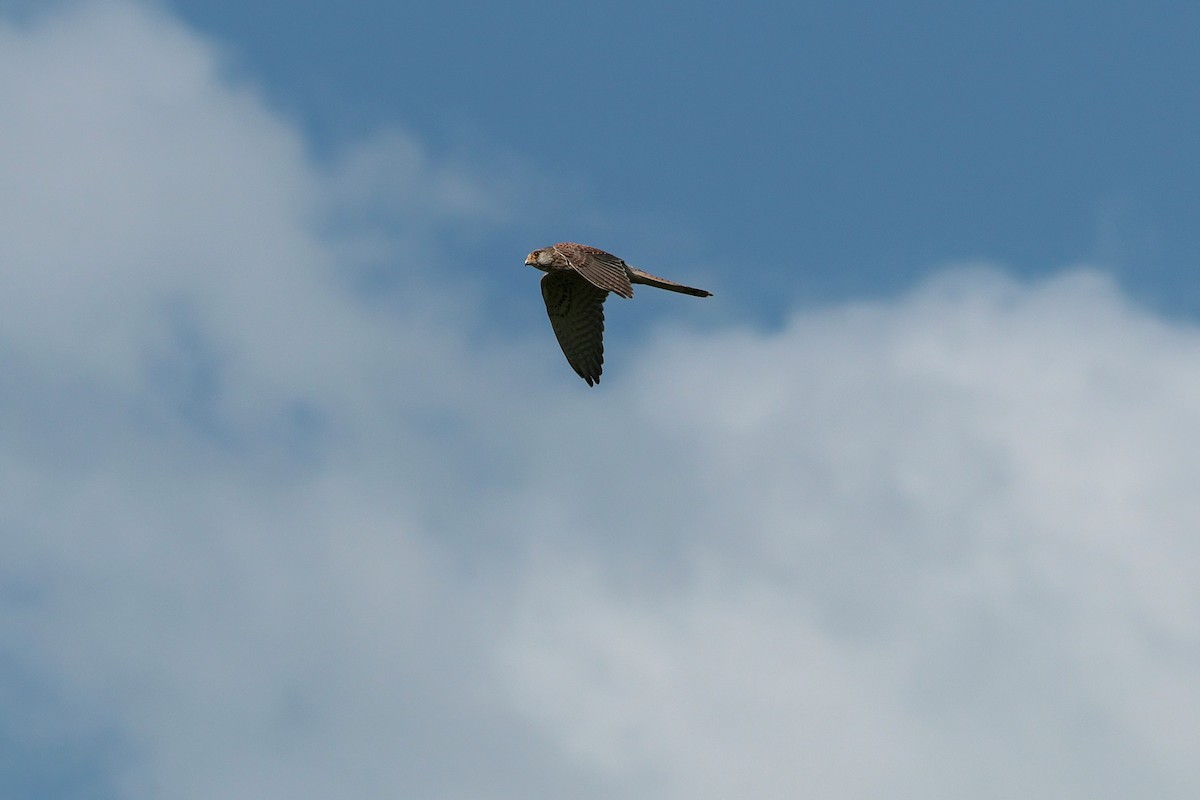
[541,270,609,386]
[553,243,634,299]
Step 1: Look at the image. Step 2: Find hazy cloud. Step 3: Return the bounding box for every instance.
[1,3,1197,800]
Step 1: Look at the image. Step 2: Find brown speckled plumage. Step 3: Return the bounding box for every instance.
[525,243,712,386]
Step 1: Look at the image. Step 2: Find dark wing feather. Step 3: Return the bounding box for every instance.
[541,270,609,386]
[554,243,634,299]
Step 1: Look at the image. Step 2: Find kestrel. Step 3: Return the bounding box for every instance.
[526,242,712,385]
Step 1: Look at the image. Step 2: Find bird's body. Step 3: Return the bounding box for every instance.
[525,242,712,385]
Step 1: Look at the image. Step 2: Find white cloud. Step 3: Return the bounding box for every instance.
[503,269,1200,799]
[0,3,1198,800]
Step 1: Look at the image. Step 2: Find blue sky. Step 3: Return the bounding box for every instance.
[2,2,1199,799]
[171,0,1200,312]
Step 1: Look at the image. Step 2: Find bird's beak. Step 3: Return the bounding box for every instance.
[524,254,535,266]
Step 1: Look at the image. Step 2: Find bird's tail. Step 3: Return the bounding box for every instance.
[628,266,712,297]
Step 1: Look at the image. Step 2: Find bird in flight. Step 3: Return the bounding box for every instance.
[526,242,712,386]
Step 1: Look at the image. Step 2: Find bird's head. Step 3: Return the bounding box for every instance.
[525,248,557,271]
